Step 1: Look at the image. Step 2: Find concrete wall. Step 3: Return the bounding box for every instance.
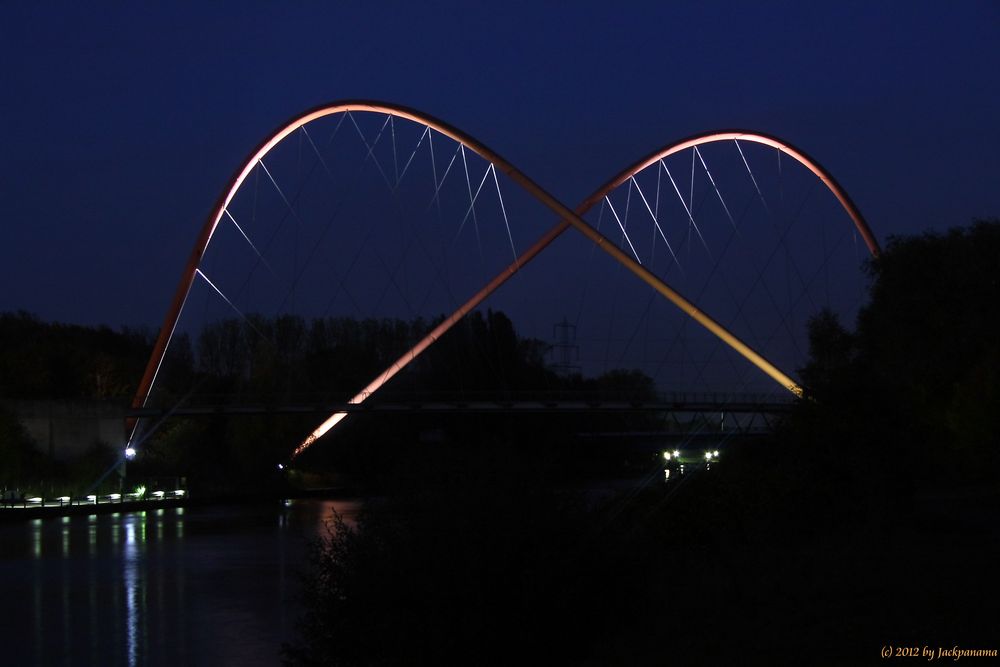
[2,399,126,462]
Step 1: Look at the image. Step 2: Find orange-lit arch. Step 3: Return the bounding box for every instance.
[125,101,878,456]
[129,100,552,443]
[289,128,880,458]
[579,130,880,257]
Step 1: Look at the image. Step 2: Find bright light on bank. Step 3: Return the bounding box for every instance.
[109,493,121,500]
[152,491,165,498]
[87,495,97,502]
[27,497,42,503]
[713,450,719,458]
[173,490,185,497]
[673,450,680,458]
[663,452,671,460]
[124,447,136,460]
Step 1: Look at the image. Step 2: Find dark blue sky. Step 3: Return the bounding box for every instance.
[2,1,998,329]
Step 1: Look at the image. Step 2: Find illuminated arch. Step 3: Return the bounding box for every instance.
[130,100,557,441]
[289,127,880,458]
[579,130,880,257]
[126,101,878,456]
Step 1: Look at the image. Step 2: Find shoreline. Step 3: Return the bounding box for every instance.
[0,485,364,522]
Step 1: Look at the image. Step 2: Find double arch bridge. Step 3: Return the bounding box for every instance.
[127,101,879,461]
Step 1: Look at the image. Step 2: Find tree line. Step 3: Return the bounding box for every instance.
[0,308,659,494]
[283,218,1000,665]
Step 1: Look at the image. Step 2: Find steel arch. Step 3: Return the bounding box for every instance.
[290,127,881,458]
[579,130,880,257]
[126,101,878,456]
[129,100,551,442]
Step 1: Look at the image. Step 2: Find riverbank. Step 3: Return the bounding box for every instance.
[0,484,365,522]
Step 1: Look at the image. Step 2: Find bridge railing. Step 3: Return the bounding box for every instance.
[127,388,795,407]
[122,388,796,418]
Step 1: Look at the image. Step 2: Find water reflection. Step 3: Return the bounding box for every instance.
[4,499,358,666]
[89,514,98,555]
[124,517,140,667]
[90,524,100,666]
[31,519,42,665]
[31,518,42,558]
[61,516,70,557]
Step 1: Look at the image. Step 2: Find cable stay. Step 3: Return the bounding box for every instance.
[736,143,821,316]
[629,175,682,276]
[193,269,270,343]
[222,208,276,277]
[453,156,492,250]
[393,125,431,194]
[660,167,857,392]
[693,146,737,233]
[458,144,486,263]
[604,196,642,264]
[426,135,462,214]
[491,164,518,266]
[347,112,394,190]
[389,115,399,186]
[660,159,712,261]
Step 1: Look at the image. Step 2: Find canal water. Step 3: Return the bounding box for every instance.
[0,499,360,666]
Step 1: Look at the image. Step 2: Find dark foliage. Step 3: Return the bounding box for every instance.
[796,219,1000,486]
[0,405,46,489]
[0,311,152,399]
[1,307,657,494]
[283,220,1000,665]
[154,308,658,490]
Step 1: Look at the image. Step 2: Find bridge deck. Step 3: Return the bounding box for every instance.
[127,392,794,418]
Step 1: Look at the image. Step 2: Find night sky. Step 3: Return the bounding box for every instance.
[2,2,998,330]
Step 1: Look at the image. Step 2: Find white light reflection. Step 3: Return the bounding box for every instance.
[31,519,42,664]
[88,515,97,555]
[62,524,70,655]
[124,518,140,667]
[61,516,70,557]
[31,518,42,559]
[88,518,99,663]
